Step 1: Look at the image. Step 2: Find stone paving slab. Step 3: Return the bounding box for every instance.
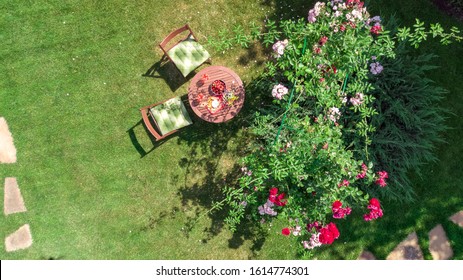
[0,117,17,164]
[429,224,453,260]
[5,224,33,252]
[386,232,424,260]
[449,211,463,228]
[4,177,27,215]
[357,250,376,260]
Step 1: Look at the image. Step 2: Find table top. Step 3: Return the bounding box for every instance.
[188,66,245,123]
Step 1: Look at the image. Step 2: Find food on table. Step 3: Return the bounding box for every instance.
[211,80,226,96]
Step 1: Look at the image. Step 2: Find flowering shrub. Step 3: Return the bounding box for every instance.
[363,198,383,221]
[366,43,450,201]
[332,200,352,219]
[369,61,383,75]
[208,0,462,256]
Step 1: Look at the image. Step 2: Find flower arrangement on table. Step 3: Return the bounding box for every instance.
[223,89,239,106]
[211,80,226,96]
[206,96,223,114]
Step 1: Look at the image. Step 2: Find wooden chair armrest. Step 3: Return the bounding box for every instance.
[185,24,197,41]
[140,100,164,111]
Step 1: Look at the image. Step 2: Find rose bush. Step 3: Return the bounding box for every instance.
[208,0,461,256]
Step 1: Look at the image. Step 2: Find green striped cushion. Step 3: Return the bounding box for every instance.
[167,37,210,77]
[150,97,193,136]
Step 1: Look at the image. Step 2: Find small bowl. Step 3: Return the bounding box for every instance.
[206,96,223,114]
[210,80,226,96]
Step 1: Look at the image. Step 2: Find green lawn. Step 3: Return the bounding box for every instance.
[1,0,462,260]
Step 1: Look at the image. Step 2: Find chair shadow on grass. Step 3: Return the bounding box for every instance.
[142,57,186,92]
[132,0,319,257]
[124,91,270,257]
[175,126,268,257]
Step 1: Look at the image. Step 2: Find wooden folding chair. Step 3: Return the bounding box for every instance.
[159,24,211,78]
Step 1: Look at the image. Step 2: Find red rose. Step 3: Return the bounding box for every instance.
[332,201,349,219]
[375,178,387,187]
[365,213,375,221]
[269,187,278,196]
[376,171,388,187]
[332,200,342,209]
[327,222,340,239]
[306,221,320,232]
[356,163,368,179]
[378,171,388,179]
[282,228,291,236]
[337,179,350,187]
[269,188,287,206]
[362,163,368,171]
[269,188,278,202]
[333,211,344,219]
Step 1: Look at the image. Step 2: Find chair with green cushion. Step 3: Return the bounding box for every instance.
[140,96,193,141]
[159,24,211,78]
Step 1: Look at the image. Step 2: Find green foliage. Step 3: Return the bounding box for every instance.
[209,0,458,254]
[448,0,463,14]
[367,44,449,201]
[1,0,462,261]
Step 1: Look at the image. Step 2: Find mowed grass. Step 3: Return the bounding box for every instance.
[0,0,462,260]
[313,0,463,260]
[0,0,270,260]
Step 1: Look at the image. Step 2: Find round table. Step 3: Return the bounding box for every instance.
[188,66,245,123]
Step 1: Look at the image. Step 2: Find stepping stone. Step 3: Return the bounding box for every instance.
[449,211,463,228]
[429,224,453,260]
[4,177,27,215]
[5,224,33,252]
[357,250,376,260]
[386,232,424,260]
[0,117,17,164]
